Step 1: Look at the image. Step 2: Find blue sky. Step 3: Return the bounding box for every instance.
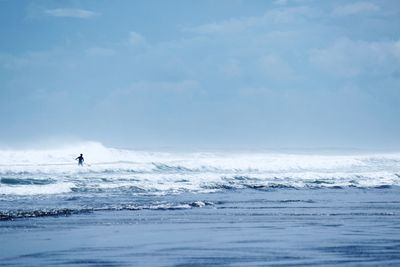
[0,0,399,149]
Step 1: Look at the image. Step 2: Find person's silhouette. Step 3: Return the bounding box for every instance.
[75,154,84,166]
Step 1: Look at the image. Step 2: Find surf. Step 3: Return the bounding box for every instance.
[0,141,399,196]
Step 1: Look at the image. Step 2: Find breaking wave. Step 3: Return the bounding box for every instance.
[0,141,400,196]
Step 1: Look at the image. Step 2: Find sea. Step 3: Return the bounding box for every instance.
[1,142,400,266]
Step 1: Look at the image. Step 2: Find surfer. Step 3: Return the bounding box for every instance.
[75,154,84,166]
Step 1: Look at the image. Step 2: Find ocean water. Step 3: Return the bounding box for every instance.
[1,142,400,266]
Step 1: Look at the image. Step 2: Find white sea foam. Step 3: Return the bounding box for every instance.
[0,182,74,196]
[0,142,399,196]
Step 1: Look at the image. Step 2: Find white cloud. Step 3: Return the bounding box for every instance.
[184,16,260,34]
[45,8,99,19]
[268,6,319,23]
[128,32,146,46]
[274,0,315,6]
[309,38,400,77]
[259,54,297,80]
[332,2,380,17]
[184,6,319,34]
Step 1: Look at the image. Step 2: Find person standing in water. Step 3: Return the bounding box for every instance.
[75,154,84,166]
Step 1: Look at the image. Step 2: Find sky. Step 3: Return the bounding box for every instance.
[0,0,399,150]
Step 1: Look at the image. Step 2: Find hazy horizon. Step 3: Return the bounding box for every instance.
[1,139,400,155]
[1,0,399,150]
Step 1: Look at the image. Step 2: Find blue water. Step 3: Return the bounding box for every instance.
[1,188,400,266]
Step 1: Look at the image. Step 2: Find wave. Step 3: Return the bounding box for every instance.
[0,142,399,196]
[0,177,54,185]
[0,182,74,196]
[0,172,398,197]
[0,201,213,220]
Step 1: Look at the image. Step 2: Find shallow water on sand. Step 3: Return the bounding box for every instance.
[1,188,400,266]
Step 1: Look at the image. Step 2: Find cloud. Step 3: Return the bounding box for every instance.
[184,6,319,34]
[274,0,316,6]
[3,0,400,148]
[331,2,380,17]
[259,54,297,81]
[45,8,99,19]
[128,32,146,46]
[309,38,400,77]
[184,17,259,34]
[274,0,289,5]
[108,80,200,101]
[219,59,242,78]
